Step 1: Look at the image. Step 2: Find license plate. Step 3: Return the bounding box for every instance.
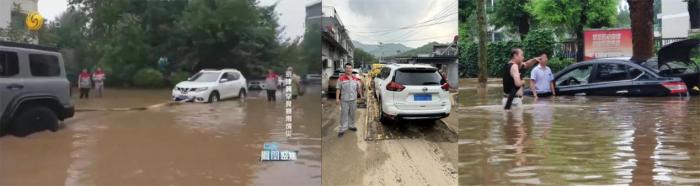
[414,94,431,101]
[176,95,190,100]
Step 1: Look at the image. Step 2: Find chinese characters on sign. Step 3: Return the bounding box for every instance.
[584,28,633,60]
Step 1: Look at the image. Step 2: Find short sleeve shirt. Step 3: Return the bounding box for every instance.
[337,74,360,101]
[530,65,554,93]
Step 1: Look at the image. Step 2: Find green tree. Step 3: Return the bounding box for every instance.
[354,48,377,67]
[527,0,618,61]
[491,0,533,39]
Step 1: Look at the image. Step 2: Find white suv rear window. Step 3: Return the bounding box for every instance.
[394,68,442,86]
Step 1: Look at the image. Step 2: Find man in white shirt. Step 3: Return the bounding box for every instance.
[529,53,556,98]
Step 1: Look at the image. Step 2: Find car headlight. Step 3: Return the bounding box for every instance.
[192,87,209,92]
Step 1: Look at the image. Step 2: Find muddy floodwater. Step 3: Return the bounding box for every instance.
[458,79,700,185]
[0,86,321,186]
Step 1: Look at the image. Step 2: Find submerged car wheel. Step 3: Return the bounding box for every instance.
[208,91,220,103]
[378,98,389,124]
[11,106,58,137]
[239,90,247,102]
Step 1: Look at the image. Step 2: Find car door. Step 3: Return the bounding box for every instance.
[232,72,245,97]
[588,63,635,96]
[221,72,236,98]
[0,50,22,119]
[555,64,594,95]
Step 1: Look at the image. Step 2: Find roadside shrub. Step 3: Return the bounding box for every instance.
[133,68,164,88]
[460,41,478,78]
[171,71,191,85]
[487,41,522,77]
[548,58,576,73]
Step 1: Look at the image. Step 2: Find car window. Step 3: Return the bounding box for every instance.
[593,63,631,82]
[29,54,61,77]
[28,54,61,77]
[556,65,593,86]
[230,72,240,80]
[189,72,220,82]
[394,68,441,86]
[0,51,19,77]
[629,67,646,79]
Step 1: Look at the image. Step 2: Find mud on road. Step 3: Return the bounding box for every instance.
[321,89,458,186]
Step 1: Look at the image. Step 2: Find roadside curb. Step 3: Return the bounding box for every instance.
[75,102,178,112]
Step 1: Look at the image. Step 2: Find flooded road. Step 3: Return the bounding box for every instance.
[458,78,700,185]
[0,86,321,186]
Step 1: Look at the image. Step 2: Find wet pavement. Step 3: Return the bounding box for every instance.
[0,86,321,186]
[458,78,700,185]
[322,81,458,185]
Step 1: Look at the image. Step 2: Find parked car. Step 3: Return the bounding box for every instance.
[305,73,322,82]
[172,69,247,103]
[373,64,451,122]
[328,70,361,97]
[0,41,75,137]
[248,80,265,90]
[527,39,699,97]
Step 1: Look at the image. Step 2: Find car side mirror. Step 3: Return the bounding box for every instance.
[219,79,228,83]
[187,77,192,81]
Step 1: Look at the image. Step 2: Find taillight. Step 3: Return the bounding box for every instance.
[663,81,688,94]
[386,81,405,92]
[441,83,449,91]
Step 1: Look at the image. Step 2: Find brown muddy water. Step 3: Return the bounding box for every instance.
[458,79,700,185]
[0,86,321,186]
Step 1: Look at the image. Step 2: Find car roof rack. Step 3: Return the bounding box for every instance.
[0,41,60,52]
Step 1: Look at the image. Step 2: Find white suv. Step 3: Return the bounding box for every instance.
[373,64,451,122]
[172,69,247,103]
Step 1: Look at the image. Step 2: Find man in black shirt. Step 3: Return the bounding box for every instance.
[503,48,543,110]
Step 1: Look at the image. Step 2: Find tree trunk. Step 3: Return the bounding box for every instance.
[576,1,589,62]
[689,0,700,29]
[518,15,531,40]
[628,0,655,61]
[476,0,488,86]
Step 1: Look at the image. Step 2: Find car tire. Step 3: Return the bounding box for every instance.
[378,98,389,124]
[238,90,246,102]
[208,91,220,103]
[11,106,58,137]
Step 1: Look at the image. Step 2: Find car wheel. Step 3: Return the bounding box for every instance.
[208,91,220,103]
[378,98,389,124]
[11,106,58,137]
[238,90,247,102]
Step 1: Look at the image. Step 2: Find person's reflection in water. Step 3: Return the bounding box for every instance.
[531,98,554,139]
[504,107,527,167]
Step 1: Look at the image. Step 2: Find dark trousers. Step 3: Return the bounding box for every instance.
[266,90,276,101]
[535,92,553,97]
[79,88,90,99]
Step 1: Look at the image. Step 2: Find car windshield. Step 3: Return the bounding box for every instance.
[394,68,442,85]
[188,72,220,82]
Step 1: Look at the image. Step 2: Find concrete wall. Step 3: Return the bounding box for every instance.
[0,0,38,28]
[660,0,690,38]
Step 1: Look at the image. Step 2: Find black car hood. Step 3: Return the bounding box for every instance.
[657,39,700,67]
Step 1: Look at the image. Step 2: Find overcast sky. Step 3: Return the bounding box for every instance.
[324,0,458,48]
[37,0,312,39]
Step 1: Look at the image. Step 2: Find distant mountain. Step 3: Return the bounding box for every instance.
[352,40,413,58]
[394,42,444,57]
